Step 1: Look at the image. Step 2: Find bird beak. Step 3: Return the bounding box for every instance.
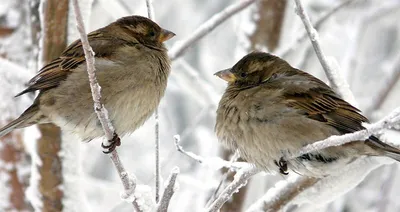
[214,69,236,82]
[159,29,176,43]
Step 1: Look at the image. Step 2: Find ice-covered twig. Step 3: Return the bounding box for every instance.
[174,135,249,170]
[169,0,256,60]
[144,0,161,203]
[206,166,260,212]
[72,0,141,210]
[156,167,180,212]
[278,0,357,57]
[145,0,155,20]
[293,106,400,159]
[72,0,114,148]
[246,175,319,212]
[293,0,354,101]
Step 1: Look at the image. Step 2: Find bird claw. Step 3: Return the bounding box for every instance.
[102,133,121,154]
[274,157,289,175]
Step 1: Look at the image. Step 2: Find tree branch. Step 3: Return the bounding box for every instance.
[294,0,355,103]
[156,167,180,212]
[278,0,357,57]
[144,0,161,203]
[169,0,256,60]
[246,176,319,212]
[206,167,260,212]
[174,135,248,170]
[71,0,141,210]
[293,106,400,159]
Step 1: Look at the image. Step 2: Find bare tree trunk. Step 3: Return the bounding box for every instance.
[249,0,287,52]
[36,0,69,211]
[0,121,29,211]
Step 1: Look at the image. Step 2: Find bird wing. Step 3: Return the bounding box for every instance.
[283,85,367,134]
[16,31,135,96]
[281,72,400,155]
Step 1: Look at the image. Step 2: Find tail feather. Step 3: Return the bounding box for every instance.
[366,135,400,162]
[0,105,38,138]
[383,151,400,162]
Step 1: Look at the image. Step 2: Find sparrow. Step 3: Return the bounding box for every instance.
[0,15,175,153]
[215,52,400,177]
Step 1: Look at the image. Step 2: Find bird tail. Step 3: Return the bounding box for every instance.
[366,135,400,162]
[0,105,38,138]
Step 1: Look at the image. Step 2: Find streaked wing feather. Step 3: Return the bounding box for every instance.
[16,31,135,96]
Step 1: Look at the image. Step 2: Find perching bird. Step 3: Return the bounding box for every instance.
[215,52,400,177]
[0,15,175,153]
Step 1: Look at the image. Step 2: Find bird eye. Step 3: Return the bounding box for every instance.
[240,73,247,78]
[148,30,156,37]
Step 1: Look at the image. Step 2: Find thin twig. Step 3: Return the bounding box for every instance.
[278,0,357,57]
[155,109,161,203]
[144,0,161,203]
[145,0,155,20]
[156,167,180,212]
[71,0,140,210]
[169,0,256,60]
[294,0,355,102]
[206,167,260,212]
[174,135,248,170]
[293,106,400,159]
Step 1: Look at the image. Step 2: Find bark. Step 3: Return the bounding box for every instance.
[0,121,29,211]
[37,0,69,211]
[249,0,287,52]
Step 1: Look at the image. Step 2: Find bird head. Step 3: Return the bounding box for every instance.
[215,52,289,87]
[113,15,175,49]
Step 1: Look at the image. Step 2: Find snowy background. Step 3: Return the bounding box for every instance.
[1,0,400,211]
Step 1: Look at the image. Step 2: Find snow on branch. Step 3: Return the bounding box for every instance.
[144,0,162,203]
[246,175,319,212]
[206,166,260,212]
[169,0,256,60]
[278,0,356,57]
[293,0,355,103]
[156,167,180,212]
[71,0,142,210]
[174,135,249,170]
[292,106,400,159]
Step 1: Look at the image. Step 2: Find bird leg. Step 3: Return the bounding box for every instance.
[101,133,121,154]
[274,157,289,175]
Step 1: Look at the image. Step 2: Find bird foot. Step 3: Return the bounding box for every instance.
[274,157,289,175]
[102,133,121,154]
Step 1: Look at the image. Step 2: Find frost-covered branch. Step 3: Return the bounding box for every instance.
[206,167,260,212]
[174,135,249,170]
[71,0,141,210]
[144,0,161,203]
[294,0,355,102]
[169,0,256,60]
[145,0,155,20]
[156,167,179,212]
[278,0,357,57]
[293,106,400,158]
[246,176,319,212]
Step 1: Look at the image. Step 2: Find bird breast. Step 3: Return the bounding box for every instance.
[39,54,169,141]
